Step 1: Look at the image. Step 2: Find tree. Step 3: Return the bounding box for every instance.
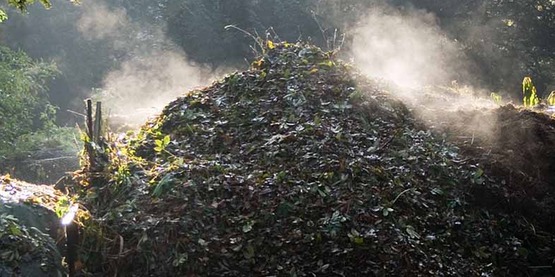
[0,0,79,22]
[403,0,555,96]
[0,45,58,154]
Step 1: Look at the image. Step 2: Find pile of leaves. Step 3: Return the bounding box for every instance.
[78,42,553,276]
[0,175,66,276]
[399,83,555,233]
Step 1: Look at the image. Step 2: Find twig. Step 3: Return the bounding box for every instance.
[66,109,86,118]
[310,10,329,50]
[224,25,264,55]
[391,188,412,205]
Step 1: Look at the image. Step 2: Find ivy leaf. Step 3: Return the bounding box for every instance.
[242,220,254,233]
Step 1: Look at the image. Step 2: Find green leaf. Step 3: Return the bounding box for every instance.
[152,174,175,197]
[8,222,22,236]
[0,9,7,22]
[242,220,254,233]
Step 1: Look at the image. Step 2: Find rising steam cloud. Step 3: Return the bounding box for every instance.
[351,4,497,141]
[77,3,128,41]
[77,1,213,126]
[351,5,468,88]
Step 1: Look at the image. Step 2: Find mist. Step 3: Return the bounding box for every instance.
[350,3,498,140]
[77,1,217,126]
[351,5,469,88]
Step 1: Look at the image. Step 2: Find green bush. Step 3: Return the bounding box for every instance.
[0,127,80,159]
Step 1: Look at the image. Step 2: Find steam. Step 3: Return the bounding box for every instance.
[77,3,128,41]
[351,4,498,141]
[77,1,215,126]
[351,5,468,88]
[97,50,210,126]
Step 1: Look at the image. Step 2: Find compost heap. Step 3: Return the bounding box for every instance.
[78,42,554,276]
[0,175,66,277]
[403,85,555,233]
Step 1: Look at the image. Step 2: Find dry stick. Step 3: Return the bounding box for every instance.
[224,25,264,55]
[311,10,329,49]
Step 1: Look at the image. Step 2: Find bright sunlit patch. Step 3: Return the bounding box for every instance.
[61,204,79,226]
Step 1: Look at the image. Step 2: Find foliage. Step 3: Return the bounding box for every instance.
[0,45,59,156]
[53,195,71,218]
[0,9,6,22]
[153,134,170,153]
[0,126,80,160]
[522,76,540,107]
[0,46,80,184]
[0,213,55,271]
[0,0,79,22]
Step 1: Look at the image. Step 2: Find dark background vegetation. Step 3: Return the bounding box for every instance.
[1,0,554,181]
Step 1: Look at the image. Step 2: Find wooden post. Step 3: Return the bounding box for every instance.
[66,222,79,277]
[85,99,95,171]
[86,99,94,142]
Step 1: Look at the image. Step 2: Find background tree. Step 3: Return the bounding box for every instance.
[405,0,555,94]
[0,45,58,154]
